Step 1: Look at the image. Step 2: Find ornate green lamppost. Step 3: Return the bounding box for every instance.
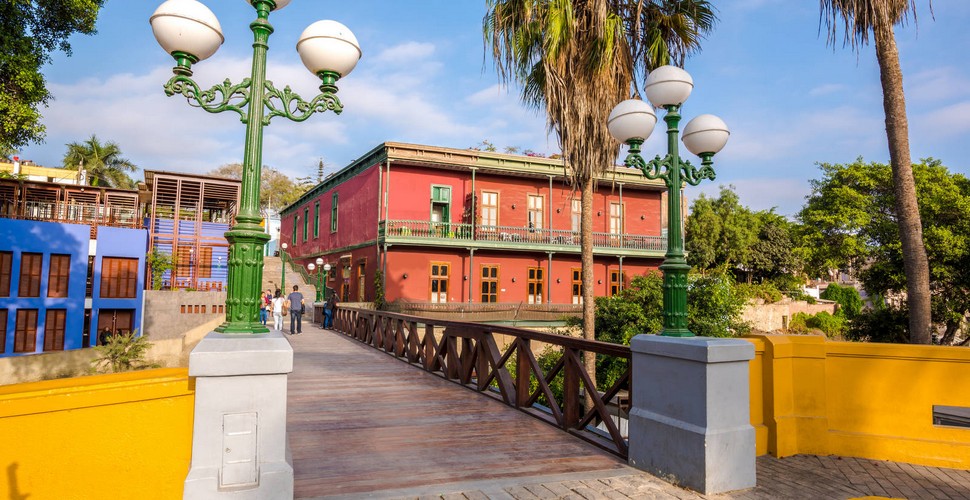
[150,0,361,334]
[608,66,730,337]
[280,242,288,294]
[315,257,326,302]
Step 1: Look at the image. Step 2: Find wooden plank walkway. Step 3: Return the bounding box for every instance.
[286,323,970,499]
[285,324,629,499]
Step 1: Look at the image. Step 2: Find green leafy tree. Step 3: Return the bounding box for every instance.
[819,0,933,343]
[62,135,137,188]
[686,186,759,273]
[800,159,970,345]
[147,248,174,290]
[209,163,311,211]
[0,1,106,151]
[485,0,717,388]
[820,282,863,319]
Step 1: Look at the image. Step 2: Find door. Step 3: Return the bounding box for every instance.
[430,263,449,303]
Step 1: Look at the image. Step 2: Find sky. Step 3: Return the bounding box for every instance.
[18,0,970,217]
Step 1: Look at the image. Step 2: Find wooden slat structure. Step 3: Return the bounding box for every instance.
[0,178,140,238]
[287,326,627,498]
[143,170,240,290]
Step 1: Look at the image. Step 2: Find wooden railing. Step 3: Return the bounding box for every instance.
[379,219,665,252]
[329,306,632,457]
[5,200,140,229]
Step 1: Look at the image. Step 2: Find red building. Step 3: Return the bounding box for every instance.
[280,142,670,306]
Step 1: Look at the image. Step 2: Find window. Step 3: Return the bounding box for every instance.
[0,251,11,297]
[610,202,623,235]
[198,247,213,279]
[430,263,449,303]
[101,257,138,298]
[0,310,7,353]
[97,309,134,337]
[292,215,298,244]
[610,269,626,296]
[48,254,71,298]
[571,199,581,233]
[430,186,451,236]
[303,207,309,241]
[527,195,543,231]
[175,246,192,279]
[481,265,498,303]
[571,268,582,305]
[356,261,366,302]
[527,267,544,304]
[85,255,95,297]
[313,202,320,238]
[330,193,338,232]
[481,191,498,227]
[19,252,42,297]
[44,309,66,351]
[14,309,37,353]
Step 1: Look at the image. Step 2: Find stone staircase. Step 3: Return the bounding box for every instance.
[262,256,318,305]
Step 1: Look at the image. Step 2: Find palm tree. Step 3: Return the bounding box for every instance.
[485,0,715,389]
[820,0,932,344]
[63,135,137,189]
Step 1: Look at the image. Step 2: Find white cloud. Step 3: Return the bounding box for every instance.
[372,42,436,65]
[907,67,970,104]
[808,83,847,97]
[915,101,970,137]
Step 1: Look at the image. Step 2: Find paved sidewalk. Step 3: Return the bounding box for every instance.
[292,324,970,500]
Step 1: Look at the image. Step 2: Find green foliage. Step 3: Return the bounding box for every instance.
[847,305,909,344]
[63,135,137,188]
[820,283,863,319]
[800,159,970,344]
[788,312,810,333]
[736,282,783,304]
[0,1,105,151]
[373,269,386,310]
[147,248,174,290]
[687,270,752,338]
[788,311,847,338]
[91,330,158,374]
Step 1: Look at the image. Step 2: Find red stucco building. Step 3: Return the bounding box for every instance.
[280,142,670,306]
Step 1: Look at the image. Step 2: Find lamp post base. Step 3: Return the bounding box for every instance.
[183,331,294,499]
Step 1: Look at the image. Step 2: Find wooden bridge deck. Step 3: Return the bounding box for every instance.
[286,324,628,499]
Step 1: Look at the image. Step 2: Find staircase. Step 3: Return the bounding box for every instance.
[262,256,318,306]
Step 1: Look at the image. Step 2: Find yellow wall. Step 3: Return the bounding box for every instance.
[746,335,970,469]
[0,368,194,499]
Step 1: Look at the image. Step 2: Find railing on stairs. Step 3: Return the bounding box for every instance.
[326,306,632,458]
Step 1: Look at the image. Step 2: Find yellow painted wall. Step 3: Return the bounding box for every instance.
[0,368,194,499]
[746,335,970,469]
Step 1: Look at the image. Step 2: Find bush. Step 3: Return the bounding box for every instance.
[788,312,810,333]
[820,283,863,319]
[806,311,847,337]
[736,282,783,303]
[91,330,159,373]
[847,306,909,343]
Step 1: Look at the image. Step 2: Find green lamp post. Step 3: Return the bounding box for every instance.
[608,66,730,337]
[280,242,288,295]
[150,0,361,334]
[315,258,326,302]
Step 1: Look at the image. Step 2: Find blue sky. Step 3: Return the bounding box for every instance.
[19,0,970,216]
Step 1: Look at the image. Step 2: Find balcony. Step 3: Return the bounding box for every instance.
[378,219,665,257]
[1,200,142,237]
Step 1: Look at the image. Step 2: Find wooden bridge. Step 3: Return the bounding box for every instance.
[286,309,970,499]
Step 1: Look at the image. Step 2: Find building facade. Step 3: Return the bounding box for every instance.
[280,143,669,306]
[0,180,147,357]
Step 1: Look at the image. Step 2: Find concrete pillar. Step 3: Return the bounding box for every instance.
[628,335,756,495]
[183,331,294,499]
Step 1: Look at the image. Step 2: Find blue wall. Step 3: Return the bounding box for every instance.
[91,226,148,342]
[0,220,89,356]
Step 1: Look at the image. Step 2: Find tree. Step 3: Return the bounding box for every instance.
[0,1,106,151]
[799,159,970,345]
[485,0,716,393]
[819,0,933,343]
[685,186,758,273]
[62,135,137,189]
[209,163,311,211]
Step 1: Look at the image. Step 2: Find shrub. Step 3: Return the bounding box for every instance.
[820,283,863,319]
[847,306,909,343]
[91,330,159,373]
[788,312,810,333]
[806,311,847,338]
[736,282,783,303]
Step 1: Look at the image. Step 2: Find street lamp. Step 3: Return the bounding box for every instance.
[315,257,325,302]
[280,242,288,294]
[608,65,729,337]
[307,262,316,300]
[151,0,361,334]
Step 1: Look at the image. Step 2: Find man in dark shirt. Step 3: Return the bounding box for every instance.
[287,285,305,335]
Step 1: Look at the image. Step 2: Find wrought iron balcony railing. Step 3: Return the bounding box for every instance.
[378,219,665,252]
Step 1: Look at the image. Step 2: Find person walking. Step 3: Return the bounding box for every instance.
[323,291,338,329]
[259,289,269,326]
[272,289,285,331]
[287,284,305,335]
